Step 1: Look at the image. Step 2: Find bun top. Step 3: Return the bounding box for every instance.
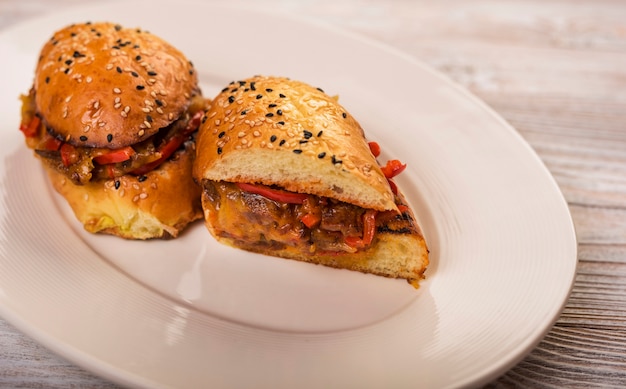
[194,75,396,211]
[34,22,199,148]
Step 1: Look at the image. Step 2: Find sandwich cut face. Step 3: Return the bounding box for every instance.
[194,76,429,284]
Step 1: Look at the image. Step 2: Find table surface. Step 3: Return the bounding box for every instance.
[1,0,625,387]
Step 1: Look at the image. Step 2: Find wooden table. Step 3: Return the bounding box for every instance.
[1,0,625,387]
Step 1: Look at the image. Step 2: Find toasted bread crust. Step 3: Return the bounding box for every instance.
[194,76,396,211]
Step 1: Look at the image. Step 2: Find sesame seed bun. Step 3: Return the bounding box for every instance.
[35,22,198,148]
[45,144,202,240]
[193,75,396,211]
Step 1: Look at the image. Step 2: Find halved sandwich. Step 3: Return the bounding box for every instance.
[193,76,429,285]
[19,22,207,239]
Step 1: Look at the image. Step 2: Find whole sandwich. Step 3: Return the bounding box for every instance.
[193,75,429,285]
[19,22,207,239]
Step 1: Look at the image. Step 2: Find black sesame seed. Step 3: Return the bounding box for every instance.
[239,81,246,86]
[270,135,277,142]
[268,104,277,108]
[317,131,323,137]
[64,68,70,74]
[45,77,50,84]
[293,149,303,154]
[299,140,308,144]
[265,88,273,93]
[256,94,263,99]
[218,131,226,138]
[221,87,229,93]
[316,87,324,93]
[79,135,88,141]
[72,50,85,58]
[250,82,256,91]
[279,93,286,98]
[265,113,274,117]
[217,147,222,154]
[70,32,77,37]
[303,130,313,139]
[112,45,120,50]
[201,115,207,123]
[318,152,326,159]
[116,66,122,73]
[147,71,157,76]
[244,88,249,92]
[331,155,342,164]
[241,109,247,115]
[231,88,238,93]
[136,85,145,90]
[276,109,283,116]
[279,139,286,146]
[189,69,194,75]
[65,59,73,65]
[228,96,235,104]
[131,71,138,77]
[107,134,113,142]
[342,112,347,118]
[133,44,139,48]
[277,121,285,125]
[114,180,121,189]
[114,24,122,31]
[138,175,148,182]
[135,55,142,61]
[155,99,163,106]
[146,115,153,123]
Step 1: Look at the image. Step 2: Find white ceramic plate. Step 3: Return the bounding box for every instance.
[0,1,577,388]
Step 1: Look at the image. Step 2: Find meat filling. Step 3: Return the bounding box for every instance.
[19,88,206,184]
[202,181,417,254]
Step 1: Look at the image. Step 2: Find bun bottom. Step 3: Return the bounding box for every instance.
[200,192,429,286]
[46,146,202,240]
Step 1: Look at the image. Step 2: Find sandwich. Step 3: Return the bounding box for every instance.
[19,22,207,239]
[193,75,429,285]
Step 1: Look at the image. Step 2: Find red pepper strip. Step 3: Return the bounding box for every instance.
[131,111,204,175]
[44,136,62,151]
[368,141,381,157]
[381,159,406,179]
[345,209,378,248]
[300,212,321,228]
[19,116,40,138]
[131,135,186,175]
[236,182,308,204]
[60,143,79,167]
[387,178,398,195]
[93,146,135,165]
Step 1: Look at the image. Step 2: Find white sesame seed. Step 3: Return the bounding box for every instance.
[132,183,140,190]
[83,125,90,132]
[83,194,89,201]
[86,76,92,83]
[144,99,153,106]
[253,130,261,137]
[143,121,151,128]
[114,97,121,104]
[119,189,125,198]
[121,111,128,118]
[139,193,148,199]
[65,96,72,103]
[215,119,221,126]
[114,103,122,109]
[156,107,164,114]
[94,101,100,110]
[150,91,158,98]
[106,64,114,70]
[132,195,139,203]
[168,113,174,120]
[113,88,121,94]
[142,107,151,113]
[159,90,167,96]
[238,131,246,138]
[124,106,130,113]
[138,129,145,136]
[147,78,156,85]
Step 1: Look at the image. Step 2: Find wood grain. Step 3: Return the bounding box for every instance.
[1,0,625,387]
